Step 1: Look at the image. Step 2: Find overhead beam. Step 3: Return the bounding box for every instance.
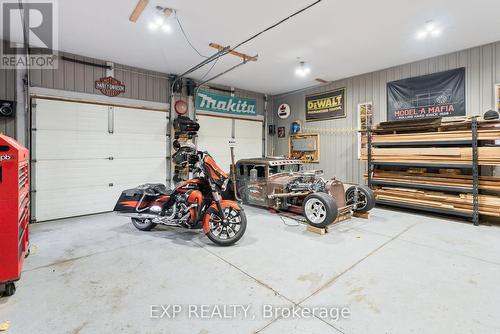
[209,43,258,62]
[315,78,330,84]
[129,0,149,23]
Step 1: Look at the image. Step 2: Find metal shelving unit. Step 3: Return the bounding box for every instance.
[367,117,481,225]
[471,117,479,225]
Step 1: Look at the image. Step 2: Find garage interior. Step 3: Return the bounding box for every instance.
[1,0,500,333]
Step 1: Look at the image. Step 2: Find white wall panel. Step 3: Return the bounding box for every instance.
[111,134,166,158]
[113,106,167,134]
[35,160,116,190]
[35,158,166,191]
[35,131,113,159]
[35,98,108,132]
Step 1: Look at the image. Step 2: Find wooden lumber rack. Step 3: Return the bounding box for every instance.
[364,116,500,225]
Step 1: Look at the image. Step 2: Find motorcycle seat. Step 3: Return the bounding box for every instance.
[141,183,173,196]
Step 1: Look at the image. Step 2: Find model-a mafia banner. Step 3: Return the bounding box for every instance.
[305,88,346,121]
[387,68,465,121]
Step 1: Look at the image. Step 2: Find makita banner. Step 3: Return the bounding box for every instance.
[387,68,465,121]
[196,90,257,116]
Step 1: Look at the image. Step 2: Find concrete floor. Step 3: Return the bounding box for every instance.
[1,206,500,334]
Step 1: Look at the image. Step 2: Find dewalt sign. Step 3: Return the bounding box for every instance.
[305,88,346,121]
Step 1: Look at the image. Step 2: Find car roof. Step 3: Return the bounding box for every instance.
[236,157,304,166]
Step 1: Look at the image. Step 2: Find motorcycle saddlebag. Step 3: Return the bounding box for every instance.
[113,187,156,213]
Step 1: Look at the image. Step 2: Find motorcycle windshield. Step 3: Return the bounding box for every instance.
[203,154,228,184]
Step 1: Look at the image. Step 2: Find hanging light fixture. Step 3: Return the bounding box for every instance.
[295,61,311,77]
[416,20,442,39]
[148,6,174,33]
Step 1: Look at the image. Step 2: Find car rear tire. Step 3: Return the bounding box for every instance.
[131,218,157,231]
[302,192,338,228]
[346,185,375,213]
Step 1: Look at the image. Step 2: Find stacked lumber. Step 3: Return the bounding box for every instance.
[363,117,500,221]
[361,146,500,165]
[374,187,500,217]
[369,117,500,134]
[367,170,500,192]
[372,117,442,133]
[360,117,500,165]
[361,129,500,145]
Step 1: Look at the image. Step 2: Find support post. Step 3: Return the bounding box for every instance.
[367,125,373,189]
[471,116,479,226]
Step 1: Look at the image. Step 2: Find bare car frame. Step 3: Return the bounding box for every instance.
[233,157,375,227]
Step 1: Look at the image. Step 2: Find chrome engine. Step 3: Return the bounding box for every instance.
[156,193,195,225]
[285,171,326,193]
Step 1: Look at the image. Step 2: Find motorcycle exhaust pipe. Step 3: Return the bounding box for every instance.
[116,212,159,219]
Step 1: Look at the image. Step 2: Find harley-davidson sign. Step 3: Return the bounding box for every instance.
[95,76,126,97]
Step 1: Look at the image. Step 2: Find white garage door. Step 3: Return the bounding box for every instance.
[33,98,167,222]
[196,114,263,173]
[196,115,233,172]
[234,119,264,162]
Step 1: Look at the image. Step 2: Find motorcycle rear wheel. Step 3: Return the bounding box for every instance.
[205,206,247,246]
[131,218,157,231]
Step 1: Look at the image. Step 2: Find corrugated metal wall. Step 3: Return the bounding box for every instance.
[28,52,270,111]
[0,64,16,136]
[270,41,500,185]
[29,52,170,103]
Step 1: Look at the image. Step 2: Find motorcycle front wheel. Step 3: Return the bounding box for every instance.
[205,206,247,246]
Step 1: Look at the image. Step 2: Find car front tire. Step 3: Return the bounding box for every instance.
[302,192,338,228]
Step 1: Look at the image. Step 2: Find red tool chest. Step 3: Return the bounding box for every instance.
[0,134,30,297]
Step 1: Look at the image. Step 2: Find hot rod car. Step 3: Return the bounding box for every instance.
[233,157,375,227]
